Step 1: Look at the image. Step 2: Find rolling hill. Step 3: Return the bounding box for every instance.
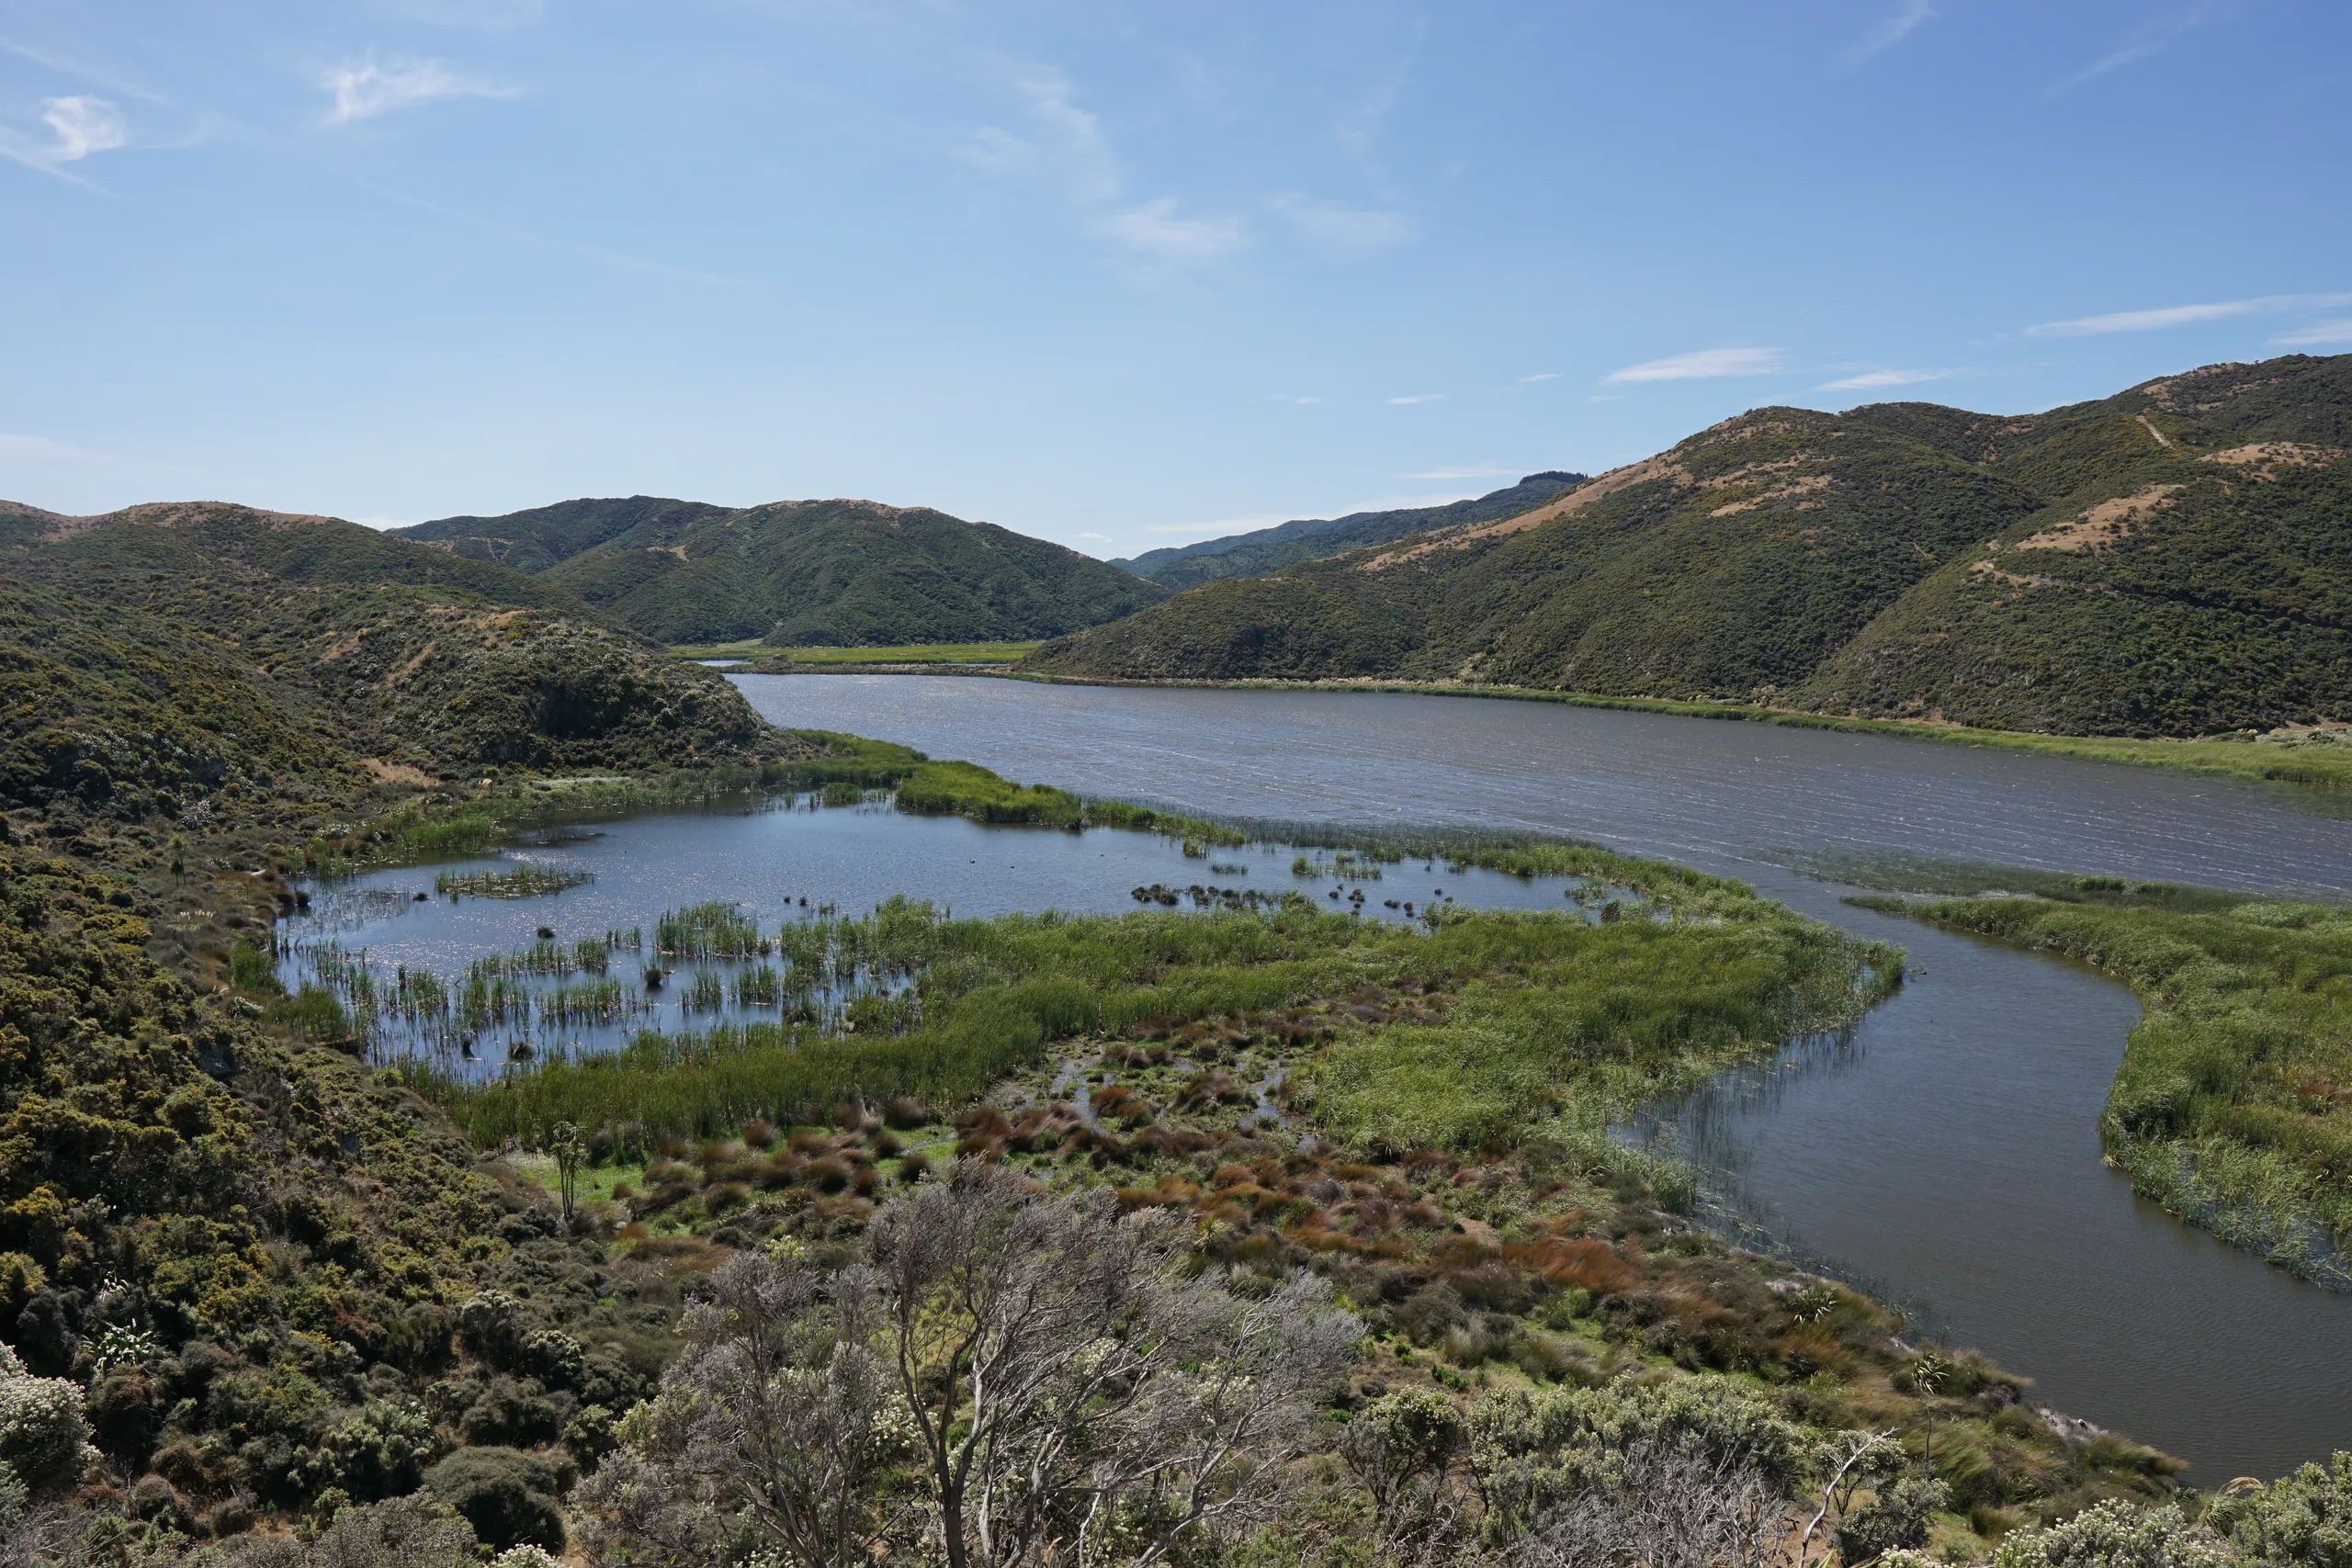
[0,501,798,819]
[1114,471,1589,589]
[396,494,1169,646]
[1028,353,2352,739]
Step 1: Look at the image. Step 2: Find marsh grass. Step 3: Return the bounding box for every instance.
[440,850,1896,1151]
[1876,893,2352,1286]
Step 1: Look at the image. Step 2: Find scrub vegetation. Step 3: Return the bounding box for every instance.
[1029,352,2352,742]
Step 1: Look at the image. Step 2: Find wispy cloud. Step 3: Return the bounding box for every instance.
[1096,198,1248,261]
[2026,293,2352,336]
[1387,393,1443,405]
[1844,0,1936,65]
[2276,319,2352,348]
[1604,347,1782,383]
[1816,367,1966,391]
[1268,193,1417,254]
[1074,531,1112,542]
[0,95,127,178]
[322,55,517,125]
[957,66,1116,202]
[1405,466,1511,479]
[2052,2,2235,93]
[1519,372,1560,383]
[0,431,107,460]
[42,96,126,160]
[1274,395,1322,405]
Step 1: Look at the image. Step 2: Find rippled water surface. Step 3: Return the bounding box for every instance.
[736,674,2352,1482]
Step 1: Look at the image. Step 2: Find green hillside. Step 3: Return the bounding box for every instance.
[399,494,1170,646]
[396,494,736,575]
[1114,471,1587,589]
[0,502,799,819]
[1031,353,2352,739]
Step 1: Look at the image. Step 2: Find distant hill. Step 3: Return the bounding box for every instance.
[1028,354,2352,739]
[1114,472,1588,589]
[397,495,1170,646]
[0,501,797,817]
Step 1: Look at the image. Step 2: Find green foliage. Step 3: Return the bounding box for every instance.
[421,1445,566,1553]
[2210,1451,2352,1568]
[1467,1377,1818,1541]
[1120,473,1587,589]
[1034,352,2352,740]
[1977,1500,2228,1568]
[1889,894,2352,1283]
[408,493,1170,646]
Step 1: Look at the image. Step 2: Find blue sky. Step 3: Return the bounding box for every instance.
[3,2,2347,557]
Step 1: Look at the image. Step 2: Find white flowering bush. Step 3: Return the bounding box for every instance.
[0,1342,95,1490]
[1986,1501,2231,1568]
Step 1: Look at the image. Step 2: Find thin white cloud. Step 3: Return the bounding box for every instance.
[1096,198,1248,261]
[1816,367,1967,391]
[322,55,517,125]
[1604,347,1783,384]
[42,96,126,160]
[1272,395,1322,405]
[1845,0,1936,65]
[1520,372,1560,383]
[0,432,107,460]
[2052,2,2233,93]
[1268,193,1417,254]
[2276,319,2352,348]
[957,66,1116,202]
[1074,531,1112,542]
[2026,292,2352,336]
[1387,393,1443,405]
[1406,466,1511,479]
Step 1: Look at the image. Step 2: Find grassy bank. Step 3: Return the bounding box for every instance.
[998,671,2352,793]
[672,638,1042,664]
[1867,892,2352,1287]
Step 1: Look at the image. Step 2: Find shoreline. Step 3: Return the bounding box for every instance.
[730,662,2352,795]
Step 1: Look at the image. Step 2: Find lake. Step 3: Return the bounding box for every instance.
[731,673,2352,1483]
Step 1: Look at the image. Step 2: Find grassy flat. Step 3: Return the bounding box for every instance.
[673,639,1045,664]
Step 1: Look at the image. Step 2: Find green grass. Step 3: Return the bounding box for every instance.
[1868,892,2352,1286]
[673,639,1045,665]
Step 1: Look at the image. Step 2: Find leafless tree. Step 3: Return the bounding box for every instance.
[1512,1440,1790,1568]
[868,1163,1360,1568]
[587,1161,1360,1568]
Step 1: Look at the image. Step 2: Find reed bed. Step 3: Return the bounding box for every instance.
[432,863,594,898]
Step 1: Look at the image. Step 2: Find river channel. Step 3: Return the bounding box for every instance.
[735,673,2352,1483]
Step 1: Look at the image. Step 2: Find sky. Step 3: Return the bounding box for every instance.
[2,1,2348,558]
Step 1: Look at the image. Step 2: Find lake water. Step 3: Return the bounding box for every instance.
[733,674,2352,1483]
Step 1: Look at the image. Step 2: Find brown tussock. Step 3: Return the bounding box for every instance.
[2010,483,2182,554]
[2199,442,2343,479]
[1359,455,1692,571]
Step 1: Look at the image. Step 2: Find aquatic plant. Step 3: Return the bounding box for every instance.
[434,864,594,899]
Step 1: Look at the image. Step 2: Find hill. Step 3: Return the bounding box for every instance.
[0,501,800,821]
[1114,471,1588,589]
[398,495,1170,646]
[1028,354,2352,739]
[394,494,736,575]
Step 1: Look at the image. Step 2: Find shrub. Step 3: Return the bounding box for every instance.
[423,1445,566,1554]
[0,1342,95,1490]
[1982,1501,2229,1568]
[2210,1452,2352,1568]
